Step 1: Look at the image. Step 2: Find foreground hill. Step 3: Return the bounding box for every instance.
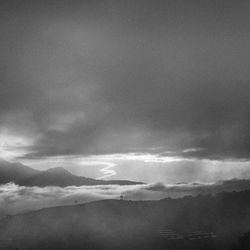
[1,191,250,249]
[0,160,142,187]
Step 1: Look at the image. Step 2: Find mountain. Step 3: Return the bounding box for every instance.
[20,167,142,187]
[0,159,40,185]
[1,191,250,249]
[0,160,142,187]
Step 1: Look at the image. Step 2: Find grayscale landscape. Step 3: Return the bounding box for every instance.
[0,0,250,249]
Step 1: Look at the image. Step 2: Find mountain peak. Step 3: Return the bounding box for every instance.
[0,159,40,184]
[45,167,71,175]
[0,160,143,187]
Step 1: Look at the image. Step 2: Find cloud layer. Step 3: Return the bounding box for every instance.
[0,182,210,216]
[0,0,249,162]
[2,178,250,217]
[0,182,161,216]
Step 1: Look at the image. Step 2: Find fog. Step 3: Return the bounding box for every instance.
[1,178,250,217]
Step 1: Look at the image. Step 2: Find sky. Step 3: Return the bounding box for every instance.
[0,0,250,183]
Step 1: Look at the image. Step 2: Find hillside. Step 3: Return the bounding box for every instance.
[1,191,250,249]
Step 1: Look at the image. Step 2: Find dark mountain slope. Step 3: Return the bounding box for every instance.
[20,167,142,187]
[0,160,142,187]
[0,159,39,184]
[1,191,250,249]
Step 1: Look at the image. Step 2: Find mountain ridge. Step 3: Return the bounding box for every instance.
[0,159,40,185]
[0,160,143,187]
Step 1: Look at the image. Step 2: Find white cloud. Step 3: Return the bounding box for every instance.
[0,183,146,216]
[0,130,33,161]
[0,180,220,217]
[182,148,203,153]
[1,177,250,217]
[0,181,200,216]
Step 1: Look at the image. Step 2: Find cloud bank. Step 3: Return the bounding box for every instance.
[0,183,153,216]
[2,178,250,217]
[0,0,249,162]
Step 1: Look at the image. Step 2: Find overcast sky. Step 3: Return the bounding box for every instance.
[0,0,250,182]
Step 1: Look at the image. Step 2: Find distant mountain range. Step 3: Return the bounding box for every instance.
[0,159,142,187]
[0,159,39,184]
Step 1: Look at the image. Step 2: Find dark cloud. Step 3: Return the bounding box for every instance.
[0,0,250,160]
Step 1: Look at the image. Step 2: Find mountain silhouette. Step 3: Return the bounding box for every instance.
[0,160,142,187]
[0,159,39,185]
[20,166,142,187]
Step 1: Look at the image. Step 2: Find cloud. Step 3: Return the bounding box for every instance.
[2,177,250,217]
[0,0,249,161]
[0,182,170,216]
[0,181,192,216]
[0,183,138,216]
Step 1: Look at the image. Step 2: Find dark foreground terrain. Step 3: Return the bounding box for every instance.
[1,191,250,250]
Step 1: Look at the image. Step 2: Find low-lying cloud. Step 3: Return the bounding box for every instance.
[0,183,146,216]
[2,178,250,217]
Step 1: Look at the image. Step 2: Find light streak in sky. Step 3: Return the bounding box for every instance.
[79,160,117,179]
[97,162,117,180]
